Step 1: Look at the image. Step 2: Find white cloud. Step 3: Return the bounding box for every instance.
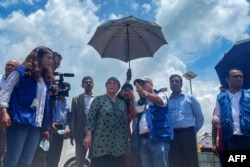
[153,0,250,134]
[142,3,151,13]
[0,0,19,8]
[130,2,139,11]
[156,0,250,62]
[24,0,40,5]
[0,0,102,90]
[0,0,40,7]
[109,13,123,20]
[0,0,250,135]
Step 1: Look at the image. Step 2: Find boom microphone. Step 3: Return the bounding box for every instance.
[53,72,74,77]
[63,73,74,77]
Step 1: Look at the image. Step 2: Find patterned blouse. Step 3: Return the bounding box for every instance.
[85,94,130,158]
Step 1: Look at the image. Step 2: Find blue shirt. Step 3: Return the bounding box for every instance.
[168,92,204,132]
[53,98,70,128]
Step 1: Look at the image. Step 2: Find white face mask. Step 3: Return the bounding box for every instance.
[39,139,50,151]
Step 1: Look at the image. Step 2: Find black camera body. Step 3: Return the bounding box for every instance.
[50,72,74,99]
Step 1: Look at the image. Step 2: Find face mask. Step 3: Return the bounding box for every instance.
[39,139,50,151]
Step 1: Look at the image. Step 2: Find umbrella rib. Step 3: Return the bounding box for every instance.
[134,29,167,57]
[146,28,167,44]
[137,35,154,56]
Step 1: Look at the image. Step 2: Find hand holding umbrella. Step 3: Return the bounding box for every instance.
[126,69,132,81]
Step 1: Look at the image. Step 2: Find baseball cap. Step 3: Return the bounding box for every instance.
[133,76,153,85]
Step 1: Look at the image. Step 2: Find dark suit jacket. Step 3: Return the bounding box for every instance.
[70,93,87,143]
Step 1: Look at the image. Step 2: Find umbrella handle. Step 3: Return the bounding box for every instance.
[126,68,132,81]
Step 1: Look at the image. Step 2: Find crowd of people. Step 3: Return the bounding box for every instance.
[0,45,249,167]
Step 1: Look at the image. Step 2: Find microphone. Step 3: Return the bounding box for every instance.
[53,72,59,76]
[53,72,74,77]
[63,73,74,77]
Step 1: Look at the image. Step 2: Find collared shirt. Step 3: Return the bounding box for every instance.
[168,92,204,132]
[84,93,95,115]
[0,71,20,107]
[0,74,7,90]
[53,98,70,128]
[214,90,242,135]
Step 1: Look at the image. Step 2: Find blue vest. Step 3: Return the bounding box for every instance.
[8,65,51,132]
[146,102,174,143]
[217,90,250,140]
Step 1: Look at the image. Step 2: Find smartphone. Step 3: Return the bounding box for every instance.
[55,124,63,130]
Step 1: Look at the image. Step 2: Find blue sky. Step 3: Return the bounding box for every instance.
[0,0,250,134]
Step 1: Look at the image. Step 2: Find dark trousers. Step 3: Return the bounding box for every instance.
[30,145,47,167]
[131,148,142,167]
[217,150,224,167]
[169,127,198,167]
[91,155,123,167]
[224,135,250,150]
[0,129,6,167]
[46,133,64,167]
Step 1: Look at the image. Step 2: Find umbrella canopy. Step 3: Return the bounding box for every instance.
[215,38,250,89]
[88,15,167,68]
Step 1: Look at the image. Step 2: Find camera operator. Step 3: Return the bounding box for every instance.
[47,82,71,167]
[31,51,62,167]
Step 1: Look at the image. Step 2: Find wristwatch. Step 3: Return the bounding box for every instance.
[143,90,149,97]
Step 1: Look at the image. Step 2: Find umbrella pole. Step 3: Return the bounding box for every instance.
[126,24,131,70]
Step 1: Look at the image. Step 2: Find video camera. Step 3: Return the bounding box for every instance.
[50,72,74,99]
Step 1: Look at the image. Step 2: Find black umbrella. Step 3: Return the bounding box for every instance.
[88,15,167,69]
[215,38,250,89]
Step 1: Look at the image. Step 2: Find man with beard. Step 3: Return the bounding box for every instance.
[213,68,250,151]
[70,76,96,167]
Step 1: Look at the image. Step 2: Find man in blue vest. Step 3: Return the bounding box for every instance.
[213,68,250,150]
[133,76,173,167]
